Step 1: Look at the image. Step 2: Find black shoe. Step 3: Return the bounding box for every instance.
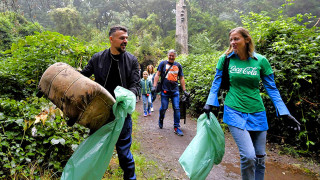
[159,118,163,129]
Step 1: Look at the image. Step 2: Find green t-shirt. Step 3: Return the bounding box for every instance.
[217,53,273,113]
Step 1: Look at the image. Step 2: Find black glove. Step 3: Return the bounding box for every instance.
[151,86,156,94]
[184,91,190,97]
[282,114,301,131]
[36,90,44,98]
[203,104,213,119]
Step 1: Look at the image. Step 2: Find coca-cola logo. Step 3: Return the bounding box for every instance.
[230,66,258,75]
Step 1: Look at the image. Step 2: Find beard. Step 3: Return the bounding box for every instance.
[168,58,175,62]
[116,43,127,53]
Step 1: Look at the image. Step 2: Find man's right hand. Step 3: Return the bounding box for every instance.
[151,86,156,94]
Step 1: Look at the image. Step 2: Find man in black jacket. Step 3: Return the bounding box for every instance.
[81,25,140,180]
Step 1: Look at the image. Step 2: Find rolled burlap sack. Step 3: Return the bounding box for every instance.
[38,62,116,133]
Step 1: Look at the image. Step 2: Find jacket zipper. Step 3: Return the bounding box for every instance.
[144,80,147,94]
[103,59,112,88]
[117,61,123,86]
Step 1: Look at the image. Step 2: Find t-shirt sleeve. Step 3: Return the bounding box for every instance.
[216,54,227,70]
[157,61,164,74]
[260,57,273,76]
[178,63,184,77]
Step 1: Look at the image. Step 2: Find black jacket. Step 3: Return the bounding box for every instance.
[81,48,140,96]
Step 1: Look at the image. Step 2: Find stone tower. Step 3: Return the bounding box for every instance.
[176,0,188,54]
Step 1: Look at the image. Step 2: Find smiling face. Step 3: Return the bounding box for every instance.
[229,31,249,54]
[110,30,128,54]
[143,71,148,79]
[168,52,176,63]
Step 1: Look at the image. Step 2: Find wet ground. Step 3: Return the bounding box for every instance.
[135,97,320,179]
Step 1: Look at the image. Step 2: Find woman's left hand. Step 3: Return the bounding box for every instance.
[282,114,301,131]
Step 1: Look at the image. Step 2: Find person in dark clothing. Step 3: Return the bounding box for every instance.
[80,25,140,180]
[137,64,143,102]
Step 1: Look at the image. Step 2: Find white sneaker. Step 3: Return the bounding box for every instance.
[151,107,154,112]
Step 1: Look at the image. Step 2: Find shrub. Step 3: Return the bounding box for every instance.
[0,12,42,51]
[0,31,103,99]
[0,97,89,178]
[177,52,221,116]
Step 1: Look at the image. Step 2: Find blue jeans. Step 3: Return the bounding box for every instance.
[142,94,151,113]
[159,91,180,128]
[228,125,266,180]
[116,115,136,180]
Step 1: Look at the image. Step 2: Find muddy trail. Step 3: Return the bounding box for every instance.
[135,97,320,180]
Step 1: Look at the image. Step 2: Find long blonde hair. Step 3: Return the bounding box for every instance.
[225,27,255,58]
[147,65,155,75]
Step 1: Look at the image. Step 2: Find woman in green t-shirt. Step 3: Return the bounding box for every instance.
[203,27,301,180]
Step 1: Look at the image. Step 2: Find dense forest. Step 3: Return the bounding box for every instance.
[0,0,319,178]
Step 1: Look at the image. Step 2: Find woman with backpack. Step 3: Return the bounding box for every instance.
[203,27,301,180]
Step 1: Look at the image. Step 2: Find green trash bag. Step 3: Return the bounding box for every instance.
[61,86,136,180]
[179,112,225,180]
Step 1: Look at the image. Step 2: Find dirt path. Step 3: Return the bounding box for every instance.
[135,98,320,180]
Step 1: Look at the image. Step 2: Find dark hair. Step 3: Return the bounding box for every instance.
[109,25,128,37]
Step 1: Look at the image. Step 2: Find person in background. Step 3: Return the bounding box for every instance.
[137,64,142,102]
[147,64,155,111]
[203,27,301,180]
[140,71,152,116]
[81,25,140,180]
[152,49,189,136]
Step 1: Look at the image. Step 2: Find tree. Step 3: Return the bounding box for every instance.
[49,7,86,37]
[188,3,235,51]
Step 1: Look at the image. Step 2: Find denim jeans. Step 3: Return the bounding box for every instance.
[159,91,180,128]
[228,125,266,180]
[150,94,153,109]
[142,94,151,113]
[116,115,136,180]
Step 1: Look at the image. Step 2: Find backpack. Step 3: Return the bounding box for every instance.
[156,61,173,93]
[220,56,230,91]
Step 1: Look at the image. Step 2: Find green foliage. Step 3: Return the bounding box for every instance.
[0,97,89,178]
[189,31,221,54]
[0,31,103,99]
[188,5,236,51]
[134,33,164,66]
[129,14,167,67]
[49,7,88,39]
[177,52,221,116]
[131,14,163,38]
[283,0,320,27]
[0,12,42,51]
[242,11,320,152]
